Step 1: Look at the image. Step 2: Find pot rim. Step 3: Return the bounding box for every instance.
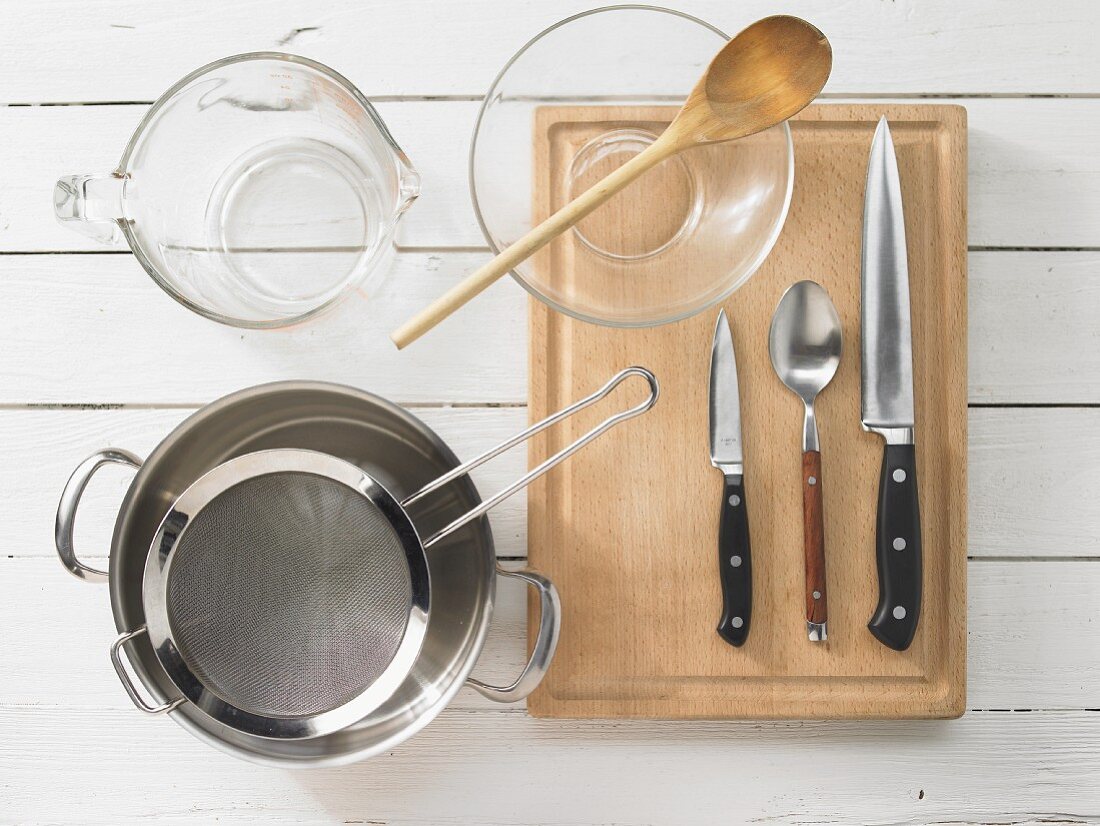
[105,380,499,766]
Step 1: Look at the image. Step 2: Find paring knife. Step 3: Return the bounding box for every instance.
[709,309,752,647]
[861,117,923,651]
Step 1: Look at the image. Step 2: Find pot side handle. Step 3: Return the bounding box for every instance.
[110,627,185,715]
[467,566,560,703]
[55,448,141,583]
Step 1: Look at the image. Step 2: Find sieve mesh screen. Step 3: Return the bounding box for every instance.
[165,472,412,719]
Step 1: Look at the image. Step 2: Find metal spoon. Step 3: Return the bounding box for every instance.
[768,280,842,642]
[392,15,833,348]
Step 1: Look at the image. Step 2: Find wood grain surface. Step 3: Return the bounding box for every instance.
[801,450,828,628]
[528,103,967,719]
[9,98,1099,253]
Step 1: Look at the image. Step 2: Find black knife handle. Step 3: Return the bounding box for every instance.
[867,443,922,651]
[717,476,752,647]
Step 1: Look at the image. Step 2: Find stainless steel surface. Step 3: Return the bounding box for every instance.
[807,621,827,642]
[119,367,649,739]
[54,382,516,766]
[139,449,431,740]
[768,280,843,452]
[861,116,916,445]
[56,448,141,582]
[411,366,659,546]
[709,309,744,479]
[466,567,560,702]
[55,372,652,762]
[110,627,185,714]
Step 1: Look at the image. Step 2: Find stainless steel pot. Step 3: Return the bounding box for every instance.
[54,381,565,766]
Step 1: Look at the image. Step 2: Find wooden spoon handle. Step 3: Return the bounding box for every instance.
[391,134,679,349]
[802,449,828,640]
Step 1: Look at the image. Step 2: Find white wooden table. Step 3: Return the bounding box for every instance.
[2,2,1099,823]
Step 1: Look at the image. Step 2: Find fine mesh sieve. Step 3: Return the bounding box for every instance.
[117,367,658,740]
[165,472,413,719]
[140,449,430,740]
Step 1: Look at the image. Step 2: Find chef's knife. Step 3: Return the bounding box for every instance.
[709,309,751,647]
[861,117,922,651]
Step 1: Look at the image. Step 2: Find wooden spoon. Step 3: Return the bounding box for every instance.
[392,15,832,349]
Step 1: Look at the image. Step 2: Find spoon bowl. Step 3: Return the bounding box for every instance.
[769,280,843,408]
[690,15,835,144]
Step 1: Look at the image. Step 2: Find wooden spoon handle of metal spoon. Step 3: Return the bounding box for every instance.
[390,134,680,349]
[802,449,828,641]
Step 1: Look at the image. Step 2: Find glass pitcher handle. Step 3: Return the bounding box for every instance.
[54,172,127,245]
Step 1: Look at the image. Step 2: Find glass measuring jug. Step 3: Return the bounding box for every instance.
[55,53,420,328]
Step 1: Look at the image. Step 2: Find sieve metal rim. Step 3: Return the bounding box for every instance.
[141,449,430,740]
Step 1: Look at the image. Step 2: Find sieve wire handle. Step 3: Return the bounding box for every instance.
[405,367,659,549]
[56,448,141,583]
[110,627,186,715]
[467,566,560,703]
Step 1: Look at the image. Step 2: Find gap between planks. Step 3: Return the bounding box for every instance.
[6,92,1100,108]
[5,244,1100,254]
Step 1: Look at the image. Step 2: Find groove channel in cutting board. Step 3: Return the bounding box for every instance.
[527,104,967,719]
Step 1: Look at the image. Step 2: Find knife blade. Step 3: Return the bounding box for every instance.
[709,308,751,647]
[861,117,922,651]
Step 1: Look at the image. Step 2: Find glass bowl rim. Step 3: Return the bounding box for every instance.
[468,3,796,328]
[116,51,411,330]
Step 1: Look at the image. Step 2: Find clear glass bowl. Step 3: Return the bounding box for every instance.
[470,5,794,327]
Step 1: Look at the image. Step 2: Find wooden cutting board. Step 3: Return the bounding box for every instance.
[527,104,967,719]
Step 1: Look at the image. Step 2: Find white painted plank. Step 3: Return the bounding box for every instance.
[4,556,532,713]
[1,1,1098,103]
[970,409,1100,557]
[0,250,1095,404]
[7,556,1099,712]
[0,251,524,404]
[1,4,1096,824]
[10,406,1100,559]
[2,101,478,252]
[965,98,1100,249]
[968,252,1100,404]
[0,704,1097,825]
[8,98,1100,252]
[7,407,529,563]
[966,561,1100,709]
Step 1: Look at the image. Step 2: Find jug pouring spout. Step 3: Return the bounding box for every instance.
[396,156,421,217]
